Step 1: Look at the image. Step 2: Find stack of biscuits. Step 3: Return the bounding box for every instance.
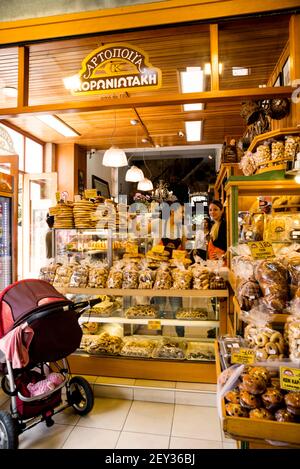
[73,199,94,228]
[52,203,74,228]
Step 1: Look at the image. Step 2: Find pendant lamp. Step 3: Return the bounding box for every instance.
[125,165,144,182]
[137,177,153,191]
[102,145,128,167]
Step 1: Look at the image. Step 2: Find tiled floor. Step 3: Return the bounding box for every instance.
[0,383,237,449]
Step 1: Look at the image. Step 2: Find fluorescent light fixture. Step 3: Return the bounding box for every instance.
[180,67,204,93]
[232,67,250,76]
[183,103,204,111]
[37,115,80,137]
[63,74,81,91]
[137,177,153,191]
[102,146,128,167]
[184,121,203,142]
[2,86,17,98]
[204,63,223,75]
[295,174,300,184]
[125,165,144,182]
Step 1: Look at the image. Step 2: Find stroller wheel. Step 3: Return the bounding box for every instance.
[0,411,18,449]
[67,377,94,415]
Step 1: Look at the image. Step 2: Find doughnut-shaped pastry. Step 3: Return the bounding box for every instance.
[225,403,248,417]
[255,349,269,361]
[265,342,278,355]
[249,408,274,420]
[275,408,295,422]
[255,333,268,347]
[246,336,256,347]
[242,374,267,395]
[225,389,240,404]
[239,390,262,409]
[249,366,270,384]
[267,354,279,361]
[270,331,282,343]
[261,387,284,410]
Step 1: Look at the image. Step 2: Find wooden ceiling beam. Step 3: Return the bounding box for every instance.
[0,86,293,118]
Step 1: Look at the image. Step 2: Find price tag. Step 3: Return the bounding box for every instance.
[172,250,186,260]
[249,241,275,260]
[148,320,161,331]
[125,243,139,255]
[84,189,97,199]
[55,191,61,202]
[280,366,300,391]
[231,348,255,365]
[152,245,165,254]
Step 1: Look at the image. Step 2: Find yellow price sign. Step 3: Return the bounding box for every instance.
[125,243,139,255]
[55,191,61,202]
[231,348,255,365]
[152,245,165,254]
[84,189,97,199]
[148,320,161,331]
[172,250,186,260]
[249,241,275,260]
[280,366,300,391]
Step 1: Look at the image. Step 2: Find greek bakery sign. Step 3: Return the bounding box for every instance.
[69,43,162,95]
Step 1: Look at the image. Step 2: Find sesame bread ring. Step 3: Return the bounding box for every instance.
[270,332,282,344]
[276,339,285,354]
[265,342,278,355]
[255,333,268,347]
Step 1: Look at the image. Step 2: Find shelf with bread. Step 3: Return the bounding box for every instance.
[215,341,300,448]
[247,127,300,154]
[56,287,228,383]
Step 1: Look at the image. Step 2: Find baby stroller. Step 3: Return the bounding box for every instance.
[0,279,99,449]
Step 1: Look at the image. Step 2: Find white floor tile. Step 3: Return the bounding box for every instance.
[116,431,169,449]
[53,405,81,426]
[172,405,222,441]
[134,387,175,404]
[124,401,174,436]
[175,391,216,407]
[170,437,223,449]
[76,397,132,430]
[18,422,74,449]
[63,426,120,449]
[94,384,133,400]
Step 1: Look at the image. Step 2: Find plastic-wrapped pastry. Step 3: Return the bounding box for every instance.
[171,266,192,289]
[286,302,300,360]
[191,265,211,290]
[153,264,172,289]
[122,262,139,289]
[244,323,286,361]
[255,144,271,167]
[236,279,261,311]
[39,263,58,284]
[284,136,300,160]
[85,332,122,355]
[120,337,156,357]
[240,152,256,176]
[53,265,73,288]
[125,305,158,318]
[271,141,284,160]
[69,265,89,287]
[175,308,207,320]
[81,321,99,335]
[286,255,300,298]
[138,266,153,289]
[153,338,186,359]
[254,259,288,312]
[88,265,109,288]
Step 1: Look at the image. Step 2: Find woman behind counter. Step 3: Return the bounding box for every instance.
[207,200,227,262]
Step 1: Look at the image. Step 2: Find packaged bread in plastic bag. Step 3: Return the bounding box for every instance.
[106,261,123,288]
[285,298,300,361]
[153,263,172,289]
[88,262,109,288]
[254,259,289,312]
[171,263,193,289]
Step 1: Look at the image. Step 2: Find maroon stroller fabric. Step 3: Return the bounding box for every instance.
[0,279,82,366]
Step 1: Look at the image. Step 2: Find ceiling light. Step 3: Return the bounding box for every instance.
[259,84,267,88]
[208,154,213,160]
[178,131,185,138]
[2,86,17,98]
[183,103,204,111]
[295,174,300,184]
[141,138,149,144]
[204,63,223,75]
[102,146,128,167]
[36,115,80,137]
[125,165,144,182]
[180,67,204,93]
[63,74,81,90]
[137,178,153,191]
[130,119,139,126]
[184,121,203,142]
[232,67,250,76]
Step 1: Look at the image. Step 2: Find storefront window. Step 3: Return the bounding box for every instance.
[3,126,25,170]
[25,137,43,173]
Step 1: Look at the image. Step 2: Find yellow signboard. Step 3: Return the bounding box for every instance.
[280,366,300,391]
[231,348,255,365]
[84,189,97,199]
[125,243,139,255]
[172,250,186,260]
[66,43,162,96]
[148,320,161,331]
[152,245,165,254]
[249,241,275,260]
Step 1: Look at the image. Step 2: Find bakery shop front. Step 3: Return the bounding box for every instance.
[0,0,300,449]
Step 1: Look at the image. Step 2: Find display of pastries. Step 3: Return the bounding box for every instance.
[125,305,158,319]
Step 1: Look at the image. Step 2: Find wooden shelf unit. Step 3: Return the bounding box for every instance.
[214,163,243,202]
[247,127,300,153]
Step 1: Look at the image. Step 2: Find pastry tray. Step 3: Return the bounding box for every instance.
[125,304,159,319]
[185,342,215,361]
[120,337,158,358]
[152,338,187,360]
[175,307,208,320]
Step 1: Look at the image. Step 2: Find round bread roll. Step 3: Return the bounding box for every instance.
[261,388,284,410]
[242,374,267,395]
[225,403,248,418]
[284,392,300,415]
[225,389,240,404]
[249,408,274,420]
[275,408,295,422]
[239,390,262,409]
[249,366,270,384]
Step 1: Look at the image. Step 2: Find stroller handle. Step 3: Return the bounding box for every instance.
[26,298,100,325]
[72,298,101,312]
